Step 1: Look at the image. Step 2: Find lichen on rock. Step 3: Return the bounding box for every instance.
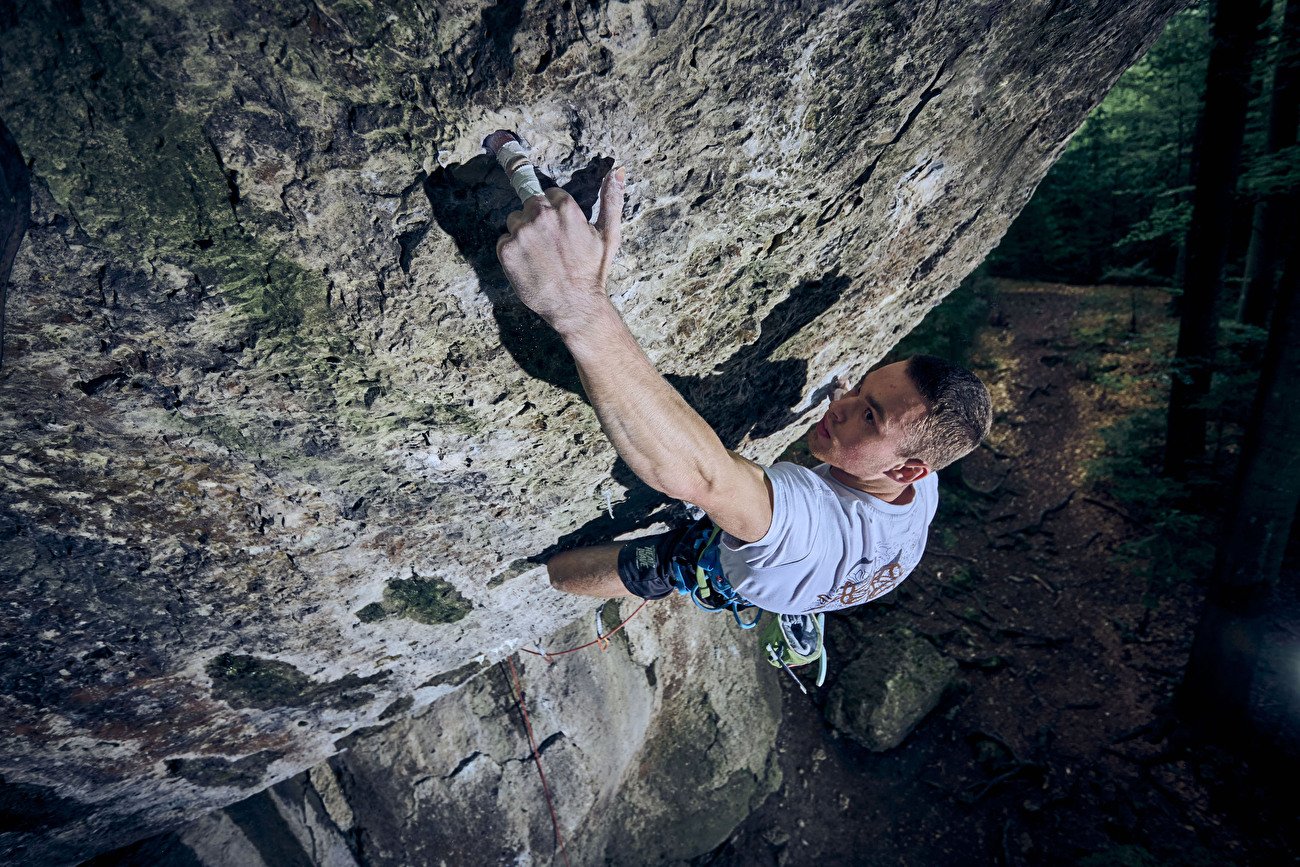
[207,654,388,711]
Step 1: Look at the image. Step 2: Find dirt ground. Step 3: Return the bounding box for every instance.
[694,281,1300,867]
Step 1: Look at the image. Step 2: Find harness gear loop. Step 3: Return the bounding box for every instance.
[673,519,761,629]
[694,524,722,598]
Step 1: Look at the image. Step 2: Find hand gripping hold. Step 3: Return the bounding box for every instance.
[483,129,544,203]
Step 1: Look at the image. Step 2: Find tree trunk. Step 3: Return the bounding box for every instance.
[1165,0,1271,480]
[1177,214,1300,744]
[0,116,30,370]
[1238,0,1300,329]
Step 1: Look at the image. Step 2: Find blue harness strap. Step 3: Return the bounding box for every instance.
[669,520,760,629]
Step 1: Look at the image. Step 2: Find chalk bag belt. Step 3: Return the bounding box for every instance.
[669,520,761,630]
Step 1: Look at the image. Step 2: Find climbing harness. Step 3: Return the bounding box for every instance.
[524,521,827,695]
[668,519,828,691]
[668,520,762,629]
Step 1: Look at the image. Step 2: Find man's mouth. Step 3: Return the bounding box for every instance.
[816,417,829,440]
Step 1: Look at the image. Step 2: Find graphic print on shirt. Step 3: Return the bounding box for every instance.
[808,549,905,611]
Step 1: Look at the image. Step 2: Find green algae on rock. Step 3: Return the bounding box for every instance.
[164,751,282,790]
[380,574,473,625]
[207,654,388,711]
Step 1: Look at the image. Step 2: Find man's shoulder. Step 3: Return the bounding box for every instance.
[767,460,831,486]
[765,461,842,505]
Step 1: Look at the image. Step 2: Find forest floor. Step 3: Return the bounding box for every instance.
[699,280,1300,867]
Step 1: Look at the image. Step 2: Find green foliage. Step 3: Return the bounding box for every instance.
[885,266,997,365]
[1238,144,1300,196]
[989,6,1211,284]
[1088,410,1213,595]
[1078,844,1236,867]
[1114,198,1194,250]
[1078,845,1161,867]
[1083,311,1265,597]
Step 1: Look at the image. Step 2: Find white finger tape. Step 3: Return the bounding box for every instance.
[496,141,544,202]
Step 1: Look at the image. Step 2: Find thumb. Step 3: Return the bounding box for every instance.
[595,166,625,260]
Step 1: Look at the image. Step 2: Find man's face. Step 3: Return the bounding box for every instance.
[807,361,930,484]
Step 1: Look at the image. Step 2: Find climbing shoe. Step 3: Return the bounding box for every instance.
[762,612,827,693]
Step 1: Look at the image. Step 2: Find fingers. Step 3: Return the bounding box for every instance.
[496,230,514,265]
[595,167,625,259]
[544,187,570,209]
[502,193,551,243]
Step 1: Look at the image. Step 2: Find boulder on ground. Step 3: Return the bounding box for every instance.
[826,626,957,751]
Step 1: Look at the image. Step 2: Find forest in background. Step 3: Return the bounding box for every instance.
[907,0,1300,754]
[989,6,1211,287]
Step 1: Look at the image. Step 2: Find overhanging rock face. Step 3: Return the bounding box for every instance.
[163,599,783,867]
[1,0,1182,862]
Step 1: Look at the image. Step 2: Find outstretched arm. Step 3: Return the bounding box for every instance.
[496,171,773,543]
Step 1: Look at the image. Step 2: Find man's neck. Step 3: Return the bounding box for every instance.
[827,466,915,505]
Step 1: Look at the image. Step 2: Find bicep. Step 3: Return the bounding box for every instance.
[688,451,774,545]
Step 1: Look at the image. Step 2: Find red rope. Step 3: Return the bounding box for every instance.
[501,600,648,864]
[519,599,648,660]
[505,655,571,867]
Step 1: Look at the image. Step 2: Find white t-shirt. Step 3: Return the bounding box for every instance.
[717,462,939,614]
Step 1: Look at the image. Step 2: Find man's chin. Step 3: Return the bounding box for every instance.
[806,437,828,463]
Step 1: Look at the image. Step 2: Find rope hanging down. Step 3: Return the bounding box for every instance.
[504,656,570,867]
[501,599,647,866]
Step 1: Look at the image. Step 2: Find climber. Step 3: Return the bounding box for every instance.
[494,164,992,622]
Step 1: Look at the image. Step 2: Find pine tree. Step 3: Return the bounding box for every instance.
[1238,0,1300,328]
[1164,0,1271,480]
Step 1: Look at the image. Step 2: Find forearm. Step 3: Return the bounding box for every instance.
[561,302,728,500]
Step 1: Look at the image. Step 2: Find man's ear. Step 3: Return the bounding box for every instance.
[887,459,930,485]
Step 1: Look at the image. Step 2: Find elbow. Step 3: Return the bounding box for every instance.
[648,444,730,504]
[657,473,714,508]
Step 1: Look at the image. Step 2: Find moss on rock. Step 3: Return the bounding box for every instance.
[164,750,280,790]
[380,575,472,625]
[207,653,388,710]
[825,626,958,751]
[355,602,388,624]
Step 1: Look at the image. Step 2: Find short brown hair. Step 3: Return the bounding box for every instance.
[900,354,992,470]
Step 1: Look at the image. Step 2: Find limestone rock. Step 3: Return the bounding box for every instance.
[825,626,958,751]
[95,597,783,866]
[0,0,1183,862]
